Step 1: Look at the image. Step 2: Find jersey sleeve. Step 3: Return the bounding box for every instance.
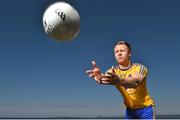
[135,64,148,77]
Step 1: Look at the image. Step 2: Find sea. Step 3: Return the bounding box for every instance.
[1,115,180,119]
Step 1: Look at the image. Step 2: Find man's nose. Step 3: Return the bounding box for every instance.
[118,52,122,56]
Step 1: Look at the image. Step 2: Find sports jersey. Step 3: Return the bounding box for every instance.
[107,63,154,109]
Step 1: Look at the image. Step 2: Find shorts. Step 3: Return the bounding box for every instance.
[125,105,155,119]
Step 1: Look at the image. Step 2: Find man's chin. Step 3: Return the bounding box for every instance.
[118,61,124,64]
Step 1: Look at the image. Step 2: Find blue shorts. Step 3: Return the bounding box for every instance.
[125,105,155,119]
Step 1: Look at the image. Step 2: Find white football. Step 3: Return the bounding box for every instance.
[42,1,80,41]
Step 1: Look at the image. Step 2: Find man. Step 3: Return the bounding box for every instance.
[86,41,155,119]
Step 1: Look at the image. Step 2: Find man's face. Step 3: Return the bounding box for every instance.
[114,44,131,64]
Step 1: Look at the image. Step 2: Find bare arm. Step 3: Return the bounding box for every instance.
[86,63,145,87]
[105,67,146,88]
[116,72,145,88]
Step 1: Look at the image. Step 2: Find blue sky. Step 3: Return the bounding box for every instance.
[0,0,179,118]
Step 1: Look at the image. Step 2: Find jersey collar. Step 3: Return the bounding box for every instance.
[118,62,133,71]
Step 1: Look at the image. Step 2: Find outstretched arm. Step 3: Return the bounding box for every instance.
[118,72,145,88]
[107,71,146,88]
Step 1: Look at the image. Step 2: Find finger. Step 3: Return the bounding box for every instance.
[86,70,94,74]
[100,81,113,85]
[89,73,95,78]
[111,66,115,73]
[96,80,102,84]
[102,75,112,79]
[92,61,97,68]
[106,72,115,77]
[101,76,113,81]
[96,78,114,85]
[101,78,112,82]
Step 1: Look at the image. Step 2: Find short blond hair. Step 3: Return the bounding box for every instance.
[114,41,132,51]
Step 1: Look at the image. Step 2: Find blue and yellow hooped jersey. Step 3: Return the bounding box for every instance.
[108,63,154,109]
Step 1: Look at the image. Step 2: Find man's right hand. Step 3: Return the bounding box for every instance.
[86,61,102,83]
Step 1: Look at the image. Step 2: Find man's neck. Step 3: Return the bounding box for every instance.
[119,61,132,70]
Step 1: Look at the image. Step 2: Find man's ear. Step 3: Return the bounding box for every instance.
[129,50,132,57]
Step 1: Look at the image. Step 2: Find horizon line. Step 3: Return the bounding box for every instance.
[0,114,180,119]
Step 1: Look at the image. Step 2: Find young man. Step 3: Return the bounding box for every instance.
[86,41,155,119]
